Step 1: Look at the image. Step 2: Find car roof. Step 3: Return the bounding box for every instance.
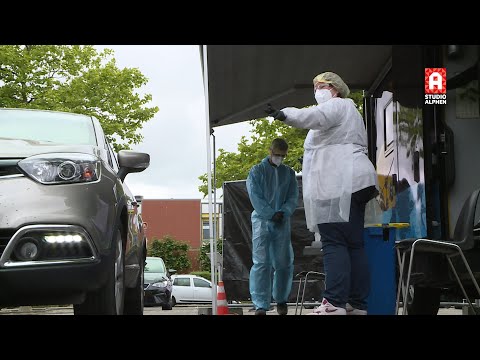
[0,107,93,119]
[171,274,210,280]
[171,275,212,285]
[145,257,166,266]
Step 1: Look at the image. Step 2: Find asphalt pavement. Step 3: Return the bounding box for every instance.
[0,304,464,315]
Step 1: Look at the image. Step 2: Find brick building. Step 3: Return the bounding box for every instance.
[142,199,202,271]
[141,199,224,272]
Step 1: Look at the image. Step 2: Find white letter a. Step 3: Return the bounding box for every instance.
[429,72,443,90]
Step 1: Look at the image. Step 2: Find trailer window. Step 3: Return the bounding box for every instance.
[384,100,394,156]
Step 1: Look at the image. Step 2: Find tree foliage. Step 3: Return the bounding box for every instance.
[198,91,364,197]
[0,45,158,151]
[198,239,223,272]
[198,119,308,197]
[148,235,191,273]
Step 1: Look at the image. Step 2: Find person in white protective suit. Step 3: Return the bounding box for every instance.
[265,72,379,315]
[246,138,299,315]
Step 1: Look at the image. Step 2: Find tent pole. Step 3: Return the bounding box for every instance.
[212,130,218,283]
[202,44,217,315]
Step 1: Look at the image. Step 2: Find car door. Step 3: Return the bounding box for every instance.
[193,277,212,302]
[172,276,194,302]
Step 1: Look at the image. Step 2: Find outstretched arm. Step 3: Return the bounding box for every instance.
[282,100,343,130]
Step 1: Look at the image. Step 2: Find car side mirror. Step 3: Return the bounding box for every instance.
[117,150,150,182]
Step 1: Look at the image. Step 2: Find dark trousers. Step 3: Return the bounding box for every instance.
[317,186,377,310]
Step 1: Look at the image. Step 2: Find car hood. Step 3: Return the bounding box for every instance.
[144,272,168,284]
[0,138,100,158]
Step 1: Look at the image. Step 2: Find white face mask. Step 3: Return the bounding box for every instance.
[315,89,333,104]
[271,155,283,166]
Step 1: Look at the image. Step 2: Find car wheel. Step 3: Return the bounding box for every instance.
[406,286,440,315]
[74,227,125,315]
[171,296,176,307]
[124,249,144,315]
[162,294,173,310]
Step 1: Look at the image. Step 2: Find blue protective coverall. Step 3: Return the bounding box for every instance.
[246,156,299,311]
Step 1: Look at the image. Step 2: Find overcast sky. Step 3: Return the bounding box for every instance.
[94,45,253,201]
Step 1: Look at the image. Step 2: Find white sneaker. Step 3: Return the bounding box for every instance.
[308,298,346,315]
[346,303,367,315]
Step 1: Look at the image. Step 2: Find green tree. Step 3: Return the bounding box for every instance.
[0,45,159,151]
[198,239,223,272]
[148,235,191,273]
[198,91,364,197]
[198,119,308,197]
[397,105,423,158]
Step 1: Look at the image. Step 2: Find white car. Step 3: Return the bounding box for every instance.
[171,274,213,305]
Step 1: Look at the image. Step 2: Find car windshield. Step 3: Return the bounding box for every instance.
[0,109,97,145]
[145,258,166,273]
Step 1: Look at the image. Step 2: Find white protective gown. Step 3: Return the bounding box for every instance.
[282,97,378,232]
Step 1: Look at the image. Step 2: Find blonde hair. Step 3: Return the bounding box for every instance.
[313,71,350,98]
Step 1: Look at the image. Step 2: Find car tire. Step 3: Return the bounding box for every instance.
[124,248,145,315]
[406,286,440,315]
[171,296,176,307]
[74,227,125,315]
[162,294,173,310]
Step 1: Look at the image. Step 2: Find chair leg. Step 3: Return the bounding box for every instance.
[447,246,480,315]
[395,248,408,315]
[446,255,477,315]
[456,248,480,298]
[293,272,326,315]
[403,243,420,315]
[295,277,304,315]
[400,252,411,315]
[299,272,312,315]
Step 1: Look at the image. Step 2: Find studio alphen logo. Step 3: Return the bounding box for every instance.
[425,68,447,105]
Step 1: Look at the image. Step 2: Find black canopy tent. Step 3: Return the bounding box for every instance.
[201,45,392,128]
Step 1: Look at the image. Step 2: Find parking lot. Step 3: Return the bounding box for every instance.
[0,304,463,315]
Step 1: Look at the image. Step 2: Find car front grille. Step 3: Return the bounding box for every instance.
[0,229,16,258]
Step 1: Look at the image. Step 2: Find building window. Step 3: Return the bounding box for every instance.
[203,221,210,240]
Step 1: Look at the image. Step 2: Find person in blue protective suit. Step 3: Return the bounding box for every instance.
[265,72,379,315]
[247,138,299,315]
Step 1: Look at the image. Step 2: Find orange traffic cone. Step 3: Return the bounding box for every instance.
[216,281,229,315]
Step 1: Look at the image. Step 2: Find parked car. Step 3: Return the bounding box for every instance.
[171,274,213,305]
[144,256,175,309]
[134,195,148,249]
[0,108,149,315]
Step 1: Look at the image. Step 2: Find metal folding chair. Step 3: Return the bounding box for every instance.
[294,270,325,315]
[395,188,480,315]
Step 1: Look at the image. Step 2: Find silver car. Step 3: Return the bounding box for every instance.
[0,108,149,315]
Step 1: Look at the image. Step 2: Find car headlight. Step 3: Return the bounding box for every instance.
[18,153,101,185]
[152,280,169,288]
